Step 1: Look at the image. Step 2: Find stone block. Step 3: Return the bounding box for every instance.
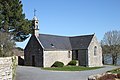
[0,57,13,80]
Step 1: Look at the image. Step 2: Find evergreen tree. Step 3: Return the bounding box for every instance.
[0,0,32,41]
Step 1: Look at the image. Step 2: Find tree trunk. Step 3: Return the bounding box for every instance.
[102,54,104,64]
[112,53,117,65]
[115,53,118,65]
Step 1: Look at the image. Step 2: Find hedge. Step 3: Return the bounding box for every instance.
[52,61,64,67]
[68,60,77,66]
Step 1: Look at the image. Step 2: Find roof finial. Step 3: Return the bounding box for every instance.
[34,9,37,16]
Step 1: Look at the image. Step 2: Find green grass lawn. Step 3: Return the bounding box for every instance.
[42,66,103,71]
[107,68,120,73]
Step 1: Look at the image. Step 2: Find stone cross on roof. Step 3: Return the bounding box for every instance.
[34,9,37,16]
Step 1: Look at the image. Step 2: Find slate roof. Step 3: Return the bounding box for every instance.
[38,34,72,51]
[69,34,94,50]
[37,34,94,50]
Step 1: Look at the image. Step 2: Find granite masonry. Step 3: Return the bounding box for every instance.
[0,57,17,80]
[0,57,12,80]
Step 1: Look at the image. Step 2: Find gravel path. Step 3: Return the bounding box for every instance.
[15,65,119,80]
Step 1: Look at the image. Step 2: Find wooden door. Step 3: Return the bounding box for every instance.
[32,55,35,66]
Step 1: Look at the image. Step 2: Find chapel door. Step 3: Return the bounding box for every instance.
[75,50,78,60]
[32,55,35,66]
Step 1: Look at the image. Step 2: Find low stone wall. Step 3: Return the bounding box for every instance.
[88,73,104,80]
[88,73,115,80]
[0,56,17,80]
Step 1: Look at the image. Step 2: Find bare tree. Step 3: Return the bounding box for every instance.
[0,32,15,57]
[101,30,120,65]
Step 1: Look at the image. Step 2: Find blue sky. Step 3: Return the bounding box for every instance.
[16,0,120,48]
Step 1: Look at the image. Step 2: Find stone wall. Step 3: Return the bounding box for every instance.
[24,35,43,67]
[88,73,104,80]
[88,35,103,67]
[44,51,72,67]
[0,57,16,80]
[88,73,116,80]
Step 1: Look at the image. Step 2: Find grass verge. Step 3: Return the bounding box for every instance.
[42,66,103,71]
[107,68,120,74]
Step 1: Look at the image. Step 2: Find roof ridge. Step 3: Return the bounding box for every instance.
[69,34,94,38]
[39,33,68,37]
[39,33,95,38]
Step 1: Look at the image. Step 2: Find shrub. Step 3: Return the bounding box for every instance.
[68,60,77,66]
[52,61,64,67]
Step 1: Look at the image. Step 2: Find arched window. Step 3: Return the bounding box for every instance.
[94,46,97,56]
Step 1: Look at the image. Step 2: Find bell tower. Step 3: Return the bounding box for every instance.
[32,9,39,37]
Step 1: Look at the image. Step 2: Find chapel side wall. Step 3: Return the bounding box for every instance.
[88,35,103,67]
[44,51,72,67]
[78,49,88,66]
[24,35,43,67]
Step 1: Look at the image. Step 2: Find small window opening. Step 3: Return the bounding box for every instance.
[68,51,71,58]
[94,46,97,56]
[35,25,38,29]
[36,22,38,24]
[50,44,54,47]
